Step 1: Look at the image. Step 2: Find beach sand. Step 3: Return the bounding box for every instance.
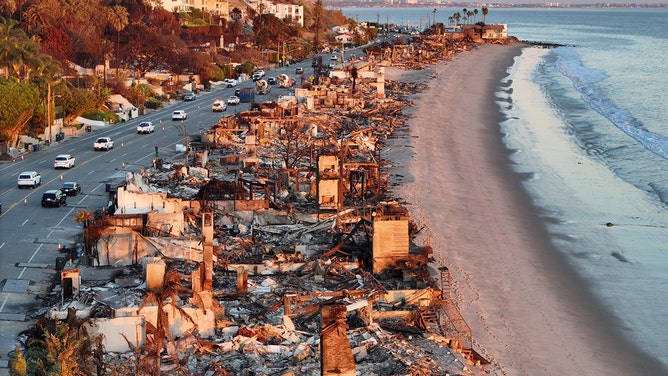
[384,44,667,375]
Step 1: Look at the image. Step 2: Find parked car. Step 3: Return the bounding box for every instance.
[41,189,66,207]
[212,100,227,112]
[93,137,114,151]
[183,92,196,101]
[172,110,187,120]
[227,96,240,105]
[17,171,41,189]
[295,67,304,74]
[223,78,237,87]
[54,154,75,169]
[137,121,155,134]
[267,77,277,85]
[60,181,81,196]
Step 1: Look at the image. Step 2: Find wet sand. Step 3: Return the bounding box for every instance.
[384,43,667,375]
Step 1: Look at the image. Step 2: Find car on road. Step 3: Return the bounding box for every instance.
[0,200,2,214]
[267,77,277,85]
[93,137,114,151]
[137,121,155,134]
[234,88,241,97]
[295,67,304,74]
[60,181,81,196]
[183,92,196,101]
[223,78,237,87]
[54,154,76,169]
[172,110,187,120]
[330,55,339,61]
[212,100,227,112]
[41,189,66,207]
[17,171,41,188]
[252,70,265,81]
[227,96,240,105]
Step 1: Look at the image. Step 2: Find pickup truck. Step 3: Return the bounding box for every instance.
[93,137,114,151]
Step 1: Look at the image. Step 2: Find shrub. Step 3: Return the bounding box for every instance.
[145,97,163,110]
[81,109,116,122]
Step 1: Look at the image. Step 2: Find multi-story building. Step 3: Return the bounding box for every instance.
[275,3,303,26]
[152,0,301,26]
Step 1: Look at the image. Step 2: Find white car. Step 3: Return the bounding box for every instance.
[93,137,114,151]
[227,96,240,105]
[212,100,227,112]
[54,154,76,169]
[172,110,187,120]
[17,171,41,189]
[252,70,265,81]
[223,78,237,87]
[137,121,155,134]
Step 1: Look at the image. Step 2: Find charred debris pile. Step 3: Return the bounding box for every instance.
[26,36,493,376]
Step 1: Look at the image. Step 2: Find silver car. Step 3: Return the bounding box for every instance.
[54,154,76,169]
[171,110,187,120]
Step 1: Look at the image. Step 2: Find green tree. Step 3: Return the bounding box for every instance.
[0,78,39,147]
[482,7,489,24]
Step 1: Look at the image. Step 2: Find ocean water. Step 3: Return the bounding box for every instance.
[345,7,668,370]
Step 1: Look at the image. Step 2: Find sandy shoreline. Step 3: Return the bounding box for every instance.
[384,44,667,375]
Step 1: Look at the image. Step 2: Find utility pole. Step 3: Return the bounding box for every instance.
[47,82,52,145]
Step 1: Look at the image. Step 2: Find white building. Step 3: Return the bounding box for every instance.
[275,3,303,27]
[151,0,302,26]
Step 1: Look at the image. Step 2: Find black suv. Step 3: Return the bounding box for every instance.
[41,190,67,207]
[61,182,81,196]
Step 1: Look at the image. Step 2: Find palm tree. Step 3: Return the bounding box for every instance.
[106,5,129,74]
[138,267,196,376]
[23,0,59,35]
[482,7,489,24]
[0,0,17,19]
[0,17,25,78]
[30,54,62,143]
[8,37,41,80]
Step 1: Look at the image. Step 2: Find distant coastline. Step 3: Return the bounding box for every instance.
[329,3,668,10]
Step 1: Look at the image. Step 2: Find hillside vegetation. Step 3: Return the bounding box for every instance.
[0,0,348,148]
